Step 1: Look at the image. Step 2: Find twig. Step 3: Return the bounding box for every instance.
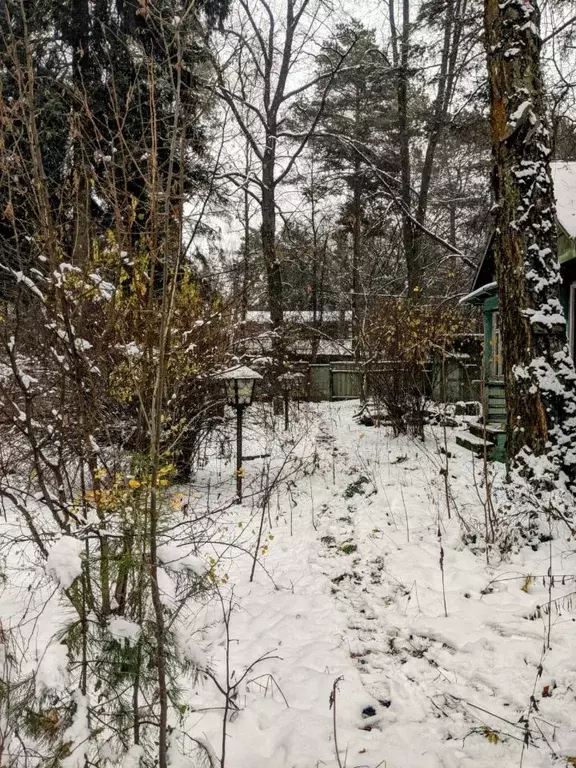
[329,676,345,768]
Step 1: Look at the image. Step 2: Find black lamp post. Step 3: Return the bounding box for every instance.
[217,365,262,502]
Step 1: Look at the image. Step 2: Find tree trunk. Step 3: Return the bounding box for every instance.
[351,162,362,347]
[485,0,576,481]
[309,161,319,328]
[416,0,462,228]
[394,0,420,293]
[242,176,250,321]
[261,139,283,329]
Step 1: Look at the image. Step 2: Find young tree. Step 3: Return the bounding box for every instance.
[485,0,576,481]
[0,2,233,766]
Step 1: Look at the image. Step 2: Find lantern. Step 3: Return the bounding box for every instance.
[217,365,263,502]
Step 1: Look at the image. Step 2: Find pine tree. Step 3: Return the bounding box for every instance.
[298,21,398,341]
[0,0,228,287]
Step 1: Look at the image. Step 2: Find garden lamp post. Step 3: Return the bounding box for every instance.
[217,366,262,502]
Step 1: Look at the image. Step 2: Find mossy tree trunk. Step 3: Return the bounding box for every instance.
[485,0,576,483]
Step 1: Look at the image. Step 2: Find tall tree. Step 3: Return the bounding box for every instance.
[388,0,479,292]
[214,0,353,337]
[485,0,576,481]
[299,21,398,343]
[0,0,228,286]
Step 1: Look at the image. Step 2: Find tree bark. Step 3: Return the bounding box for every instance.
[394,0,420,293]
[351,157,362,347]
[485,0,576,480]
[261,135,283,328]
[242,145,251,321]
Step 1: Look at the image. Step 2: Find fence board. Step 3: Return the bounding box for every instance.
[305,358,478,403]
[309,364,331,401]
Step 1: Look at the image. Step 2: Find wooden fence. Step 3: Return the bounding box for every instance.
[295,357,480,403]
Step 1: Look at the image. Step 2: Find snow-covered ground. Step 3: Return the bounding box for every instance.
[3,401,576,767]
[182,401,576,768]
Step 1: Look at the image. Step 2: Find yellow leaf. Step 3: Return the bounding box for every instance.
[482,727,499,745]
[128,479,141,489]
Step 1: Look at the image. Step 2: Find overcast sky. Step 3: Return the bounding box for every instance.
[335,0,383,28]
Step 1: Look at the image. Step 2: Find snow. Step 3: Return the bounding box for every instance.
[46,535,84,588]
[89,274,116,301]
[74,338,93,352]
[217,364,263,380]
[157,543,209,577]
[244,336,353,357]
[108,617,142,644]
[4,402,576,766]
[245,310,352,323]
[117,342,143,358]
[20,373,38,389]
[157,567,177,608]
[61,690,89,768]
[177,402,576,767]
[459,281,497,304]
[13,270,45,300]
[551,161,576,238]
[36,641,70,695]
[176,629,208,668]
[122,745,145,768]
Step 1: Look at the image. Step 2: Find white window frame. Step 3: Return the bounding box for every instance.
[491,310,504,380]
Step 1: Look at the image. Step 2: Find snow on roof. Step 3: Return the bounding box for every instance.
[243,336,353,357]
[245,310,352,324]
[459,281,497,304]
[552,162,576,239]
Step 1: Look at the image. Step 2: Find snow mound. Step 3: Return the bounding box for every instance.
[46,536,83,588]
[157,544,208,577]
[108,617,141,644]
[36,641,69,696]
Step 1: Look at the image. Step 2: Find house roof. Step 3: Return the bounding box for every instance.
[463,161,576,301]
[245,310,351,324]
[243,336,353,358]
[459,281,497,305]
[551,161,576,238]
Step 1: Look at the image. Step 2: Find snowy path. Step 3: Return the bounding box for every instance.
[188,402,576,768]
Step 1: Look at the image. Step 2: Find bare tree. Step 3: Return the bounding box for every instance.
[213,0,354,340]
[388,0,480,292]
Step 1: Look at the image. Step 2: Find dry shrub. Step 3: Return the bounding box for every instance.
[362,299,471,437]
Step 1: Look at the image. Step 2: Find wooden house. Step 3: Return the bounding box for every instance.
[458,161,576,460]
